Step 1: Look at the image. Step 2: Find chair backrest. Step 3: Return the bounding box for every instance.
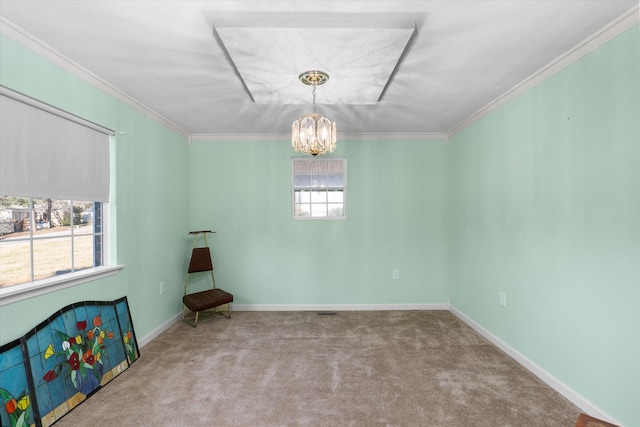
[187,247,213,273]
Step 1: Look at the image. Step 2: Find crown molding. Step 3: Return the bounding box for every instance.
[190,132,447,142]
[342,132,446,141]
[190,133,288,142]
[447,5,639,138]
[0,16,189,139]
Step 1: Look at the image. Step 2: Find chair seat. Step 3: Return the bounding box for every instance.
[182,288,233,327]
[183,288,233,312]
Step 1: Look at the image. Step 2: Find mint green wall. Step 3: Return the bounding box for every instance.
[188,138,448,306]
[0,35,190,343]
[2,18,638,427]
[448,26,639,426]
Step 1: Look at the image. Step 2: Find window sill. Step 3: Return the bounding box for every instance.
[0,265,124,307]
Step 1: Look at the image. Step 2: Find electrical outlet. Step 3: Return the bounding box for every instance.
[159,281,165,295]
[392,269,400,280]
[499,291,507,307]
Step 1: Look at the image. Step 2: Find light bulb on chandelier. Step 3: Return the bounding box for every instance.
[292,71,336,156]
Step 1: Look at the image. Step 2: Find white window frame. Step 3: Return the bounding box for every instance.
[292,157,347,220]
[0,200,121,306]
[0,87,122,306]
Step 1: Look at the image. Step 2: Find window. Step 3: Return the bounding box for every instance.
[0,197,104,287]
[292,157,346,219]
[0,85,116,302]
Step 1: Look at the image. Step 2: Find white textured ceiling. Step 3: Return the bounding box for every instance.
[0,1,637,137]
[215,19,415,105]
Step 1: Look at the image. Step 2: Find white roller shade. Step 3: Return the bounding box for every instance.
[0,86,113,202]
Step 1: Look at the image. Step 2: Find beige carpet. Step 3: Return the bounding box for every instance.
[57,310,581,426]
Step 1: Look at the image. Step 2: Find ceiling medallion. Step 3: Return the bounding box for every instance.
[292,71,336,156]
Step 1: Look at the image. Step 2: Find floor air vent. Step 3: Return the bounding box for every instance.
[317,311,337,316]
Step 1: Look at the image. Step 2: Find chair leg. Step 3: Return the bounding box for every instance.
[193,311,200,327]
[183,304,230,327]
[216,303,231,318]
[182,305,198,327]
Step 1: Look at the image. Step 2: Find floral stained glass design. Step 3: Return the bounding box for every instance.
[0,339,34,427]
[0,297,138,427]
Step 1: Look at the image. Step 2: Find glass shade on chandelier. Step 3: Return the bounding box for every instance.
[292,113,336,156]
[292,71,337,156]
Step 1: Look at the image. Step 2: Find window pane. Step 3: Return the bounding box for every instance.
[294,190,311,203]
[94,201,103,267]
[33,236,72,281]
[328,204,344,217]
[73,200,95,235]
[327,173,344,187]
[45,198,72,228]
[94,202,103,234]
[94,233,103,267]
[32,198,48,230]
[311,191,327,203]
[294,203,311,217]
[311,175,327,188]
[311,204,327,217]
[327,190,343,203]
[294,174,311,188]
[74,235,95,270]
[0,239,32,287]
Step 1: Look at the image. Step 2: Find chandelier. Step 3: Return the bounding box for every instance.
[292,71,337,156]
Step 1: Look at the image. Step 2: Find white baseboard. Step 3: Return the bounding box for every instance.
[136,305,447,347]
[230,303,449,311]
[138,312,181,348]
[449,305,620,426]
[137,304,446,346]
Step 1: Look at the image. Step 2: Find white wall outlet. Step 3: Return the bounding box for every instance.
[159,281,166,295]
[499,291,507,307]
[392,269,400,280]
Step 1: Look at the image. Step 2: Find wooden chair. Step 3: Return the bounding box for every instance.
[182,231,233,327]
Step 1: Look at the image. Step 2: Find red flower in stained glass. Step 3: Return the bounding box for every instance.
[5,398,17,414]
[43,370,57,382]
[76,320,87,330]
[69,352,80,370]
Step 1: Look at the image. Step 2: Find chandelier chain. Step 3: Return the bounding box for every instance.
[312,84,317,114]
